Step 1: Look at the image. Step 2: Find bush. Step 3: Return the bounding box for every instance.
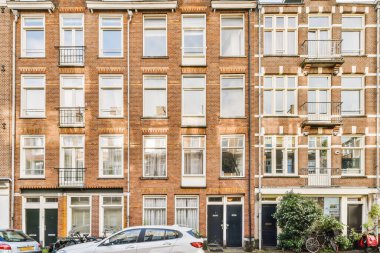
[336,235,352,251]
[309,215,344,237]
[273,192,322,252]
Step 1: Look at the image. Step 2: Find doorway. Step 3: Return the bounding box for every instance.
[207,205,223,245]
[348,204,363,233]
[26,209,40,243]
[45,209,58,246]
[262,204,277,247]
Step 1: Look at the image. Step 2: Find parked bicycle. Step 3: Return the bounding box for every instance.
[306,230,339,253]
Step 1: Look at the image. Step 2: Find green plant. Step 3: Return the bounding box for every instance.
[273,192,322,252]
[364,204,380,231]
[309,215,344,236]
[336,235,352,251]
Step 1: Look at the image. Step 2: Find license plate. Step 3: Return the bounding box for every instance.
[19,246,34,252]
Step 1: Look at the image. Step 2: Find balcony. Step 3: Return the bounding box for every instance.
[58,168,85,188]
[300,102,342,128]
[59,107,85,128]
[301,40,344,74]
[304,168,339,187]
[59,47,85,67]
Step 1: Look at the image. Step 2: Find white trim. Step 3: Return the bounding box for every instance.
[99,134,124,178]
[174,195,199,230]
[20,74,46,118]
[99,74,124,118]
[143,15,167,58]
[20,135,45,179]
[142,135,167,178]
[86,1,177,11]
[256,187,378,195]
[142,195,167,226]
[7,1,55,12]
[67,195,92,236]
[181,75,206,127]
[211,1,256,9]
[99,194,124,237]
[142,75,168,118]
[220,74,245,118]
[341,14,365,56]
[220,135,246,178]
[99,15,123,58]
[220,14,245,57]
[21,15,45,58]
[59,13,84,48]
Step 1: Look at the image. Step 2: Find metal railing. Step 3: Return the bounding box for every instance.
[59,107,85,127]
[302,40,342,59]
[301,102,342,125]
[59,46,85,66]
[58,168,85,188]
[304,168,339,187]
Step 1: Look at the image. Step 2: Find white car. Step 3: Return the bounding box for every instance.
[57,225,205,253]
[0,229,41,253]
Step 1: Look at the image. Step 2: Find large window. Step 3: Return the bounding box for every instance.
[99,75,123,118]
[60,14,84,47]
[264,15,297,55]
[21,75,45,118]
[143,76,167,118]
[22,16,45,57]
[182,136,206,176]
[60,75,84,108]
[308,136,330,168]
[264,136,297,175]
[101,196,123,235]
[143,16,167,57]
[60,135,84,169]
[182,15,206,66]
[182,76,206,126]
[221,75,245,118]
[175,196,199,230]
[342,136,364,175]
[342,16,364,55]
[221,135,245,177]
[143,196,167,225]
[221,15,244,57]
[99,16,123,57]
[143,136,167,178]
[341,76,364,115]
[99,135,123,178]
[264,76,297,115]
[21,136,45,178]
[69,196,91,234]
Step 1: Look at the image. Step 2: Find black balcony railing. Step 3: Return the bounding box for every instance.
[302,40,342,59]
[304,168,339,187]
[58,168,85,188]
[301,102,342,126]
[59,107,85,127]
[59,46,85,66]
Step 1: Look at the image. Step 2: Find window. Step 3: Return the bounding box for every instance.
[221,75,245,118]
[143,136,167,178]
[108,229,141,245]
[182,15,206,66]
[99,16,123,57]
[60,135,84,169]
[61,14,84,47]
[60,75,84,108]
[264,15,297,55]
[99,135,123,177]
[308,136,330,168]
[21,136,45,178]
[264,76,297,115]
[312,197,340,220]
[182,76,206,126]
[221,135,245,177]
[342,136,364,175]
[264,136,297,175]
[101,196,123,235]
[175,196,199,230]
[99,75,123,118]
[342,16,364,55]
[308,16,331,58]
[143,196,167,225]
[21,16,45,57]
[21,75,45,118]
[341,76,364,115]
[143,16,167,57]
[69,196,91,234]
[143,229,166,242]
[182,136,206,176]
[221,15,244,56]
[143,76,167,118]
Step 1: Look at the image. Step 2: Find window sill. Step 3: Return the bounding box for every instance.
[263,175,300,178]
[219,56,247,59]
[97,56,124,59]
[263,115,299,118]
[19,57,46,59]
[142,56,169,59]
[340,175,366,178]
[97,177,124,180]
[341,54,366,57]
[342,115,366,118]
[140,177,168,180]
[219,117,247,119]
[181,125,207,128]
[263,55,299,58]
[19,116,47,119]
[219,177,247,180]
[180,65,207,67]
[97,116,125,119]
[141,117,169,120]
[18,177,45,180]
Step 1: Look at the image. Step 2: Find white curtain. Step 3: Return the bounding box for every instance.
[144,198,166,225]
[176,198,198,230]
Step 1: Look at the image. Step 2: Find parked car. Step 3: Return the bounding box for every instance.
[0,229,41,253]
[57,225,204,253]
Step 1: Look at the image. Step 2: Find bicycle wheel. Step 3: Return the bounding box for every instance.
[330,239,339,252]
[306,237,321,253]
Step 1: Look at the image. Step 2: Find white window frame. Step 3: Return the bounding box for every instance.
[220,135,245,178]
[182,14,207,66]
[264,15,298,56]
[181,75,206,127]
[99,15,123,58]
[21,75,46,118]
[143,75,167,118]
[341,15,365,56]
[220,14,245,57]
[264,76,297,116]
[60,13,84,47]
[142,135,167,178]
[307,135,331,168]
[341,135,365,176]
[143,15,167,57]
[99,135,124,178]
[99,75,124,118]
[99,195,124,236]
[60,74,85,107]
[264,135,298,175]
[59,135,85,168]
[341,76,364,116]
[21,15,45,58]
[67,195,92,236]
[220,75,245,118]
[181,135,206,177]
[174,195,199,230]
[20,135,45,179]
[142,195,167,226]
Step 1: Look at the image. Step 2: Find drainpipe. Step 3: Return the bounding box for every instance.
[375,1,379,242]
[11,10,19,229]
[127,10,133,228]
[248,8,253,248]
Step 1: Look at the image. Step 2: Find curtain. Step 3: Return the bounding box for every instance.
[184,150,203,175]
[176,198,198,230]
[144,198,166,225]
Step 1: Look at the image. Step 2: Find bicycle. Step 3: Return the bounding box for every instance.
[306,231,339,253]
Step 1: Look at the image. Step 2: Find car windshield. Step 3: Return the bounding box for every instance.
[187,229,201,239]
[0,231,34,242]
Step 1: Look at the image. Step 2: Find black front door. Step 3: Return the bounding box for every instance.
[207,205,223,246]
[348,204,363,233]
[44,209,58,246]
[26,209,40,243]
[262,204,277,247]
[226,205,242,247]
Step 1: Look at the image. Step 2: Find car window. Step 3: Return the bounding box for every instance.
[0,231,34,242]
[107,229,141,245]
[187,229,201,239]
[165,230,182,240]
[143,229,166,242]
